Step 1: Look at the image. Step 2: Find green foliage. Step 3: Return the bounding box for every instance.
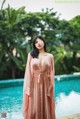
[0,4,80,79]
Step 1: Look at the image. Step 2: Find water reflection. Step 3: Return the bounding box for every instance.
[55,79,80,97]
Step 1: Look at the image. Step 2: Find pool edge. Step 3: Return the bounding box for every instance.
[57,113,80,119]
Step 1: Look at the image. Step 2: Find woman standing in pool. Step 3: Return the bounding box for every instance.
[22,36,56,119]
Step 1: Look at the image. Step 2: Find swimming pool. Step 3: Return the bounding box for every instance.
[0,74,80,119]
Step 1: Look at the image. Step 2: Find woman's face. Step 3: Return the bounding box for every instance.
[35,38,44,50]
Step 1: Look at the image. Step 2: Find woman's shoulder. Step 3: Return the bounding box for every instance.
[28,52,33,59]
[47,52,54,58]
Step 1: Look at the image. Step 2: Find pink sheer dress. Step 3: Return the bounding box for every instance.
[22,52,56,119]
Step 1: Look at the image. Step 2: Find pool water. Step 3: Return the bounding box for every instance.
[0,76,80,119]
[0,86,23,119]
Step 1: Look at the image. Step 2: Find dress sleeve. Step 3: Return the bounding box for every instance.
[47,54,55,98]
[50,54,55,86]
[23,52,32,96]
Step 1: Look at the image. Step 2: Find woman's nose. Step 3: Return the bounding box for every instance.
[38,43,41,46]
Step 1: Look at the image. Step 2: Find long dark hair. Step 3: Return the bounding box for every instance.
[30,36,47,58]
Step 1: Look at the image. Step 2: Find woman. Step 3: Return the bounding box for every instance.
[22,36,56,119]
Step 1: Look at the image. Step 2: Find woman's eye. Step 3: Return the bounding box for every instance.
[35,41,38,44]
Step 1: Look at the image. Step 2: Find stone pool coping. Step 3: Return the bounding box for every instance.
[0,73,80,88]
[0,73,80,82]
[55,73,80,81]
[57,113,80,119]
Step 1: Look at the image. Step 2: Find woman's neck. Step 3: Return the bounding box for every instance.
[39,49,46,54]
